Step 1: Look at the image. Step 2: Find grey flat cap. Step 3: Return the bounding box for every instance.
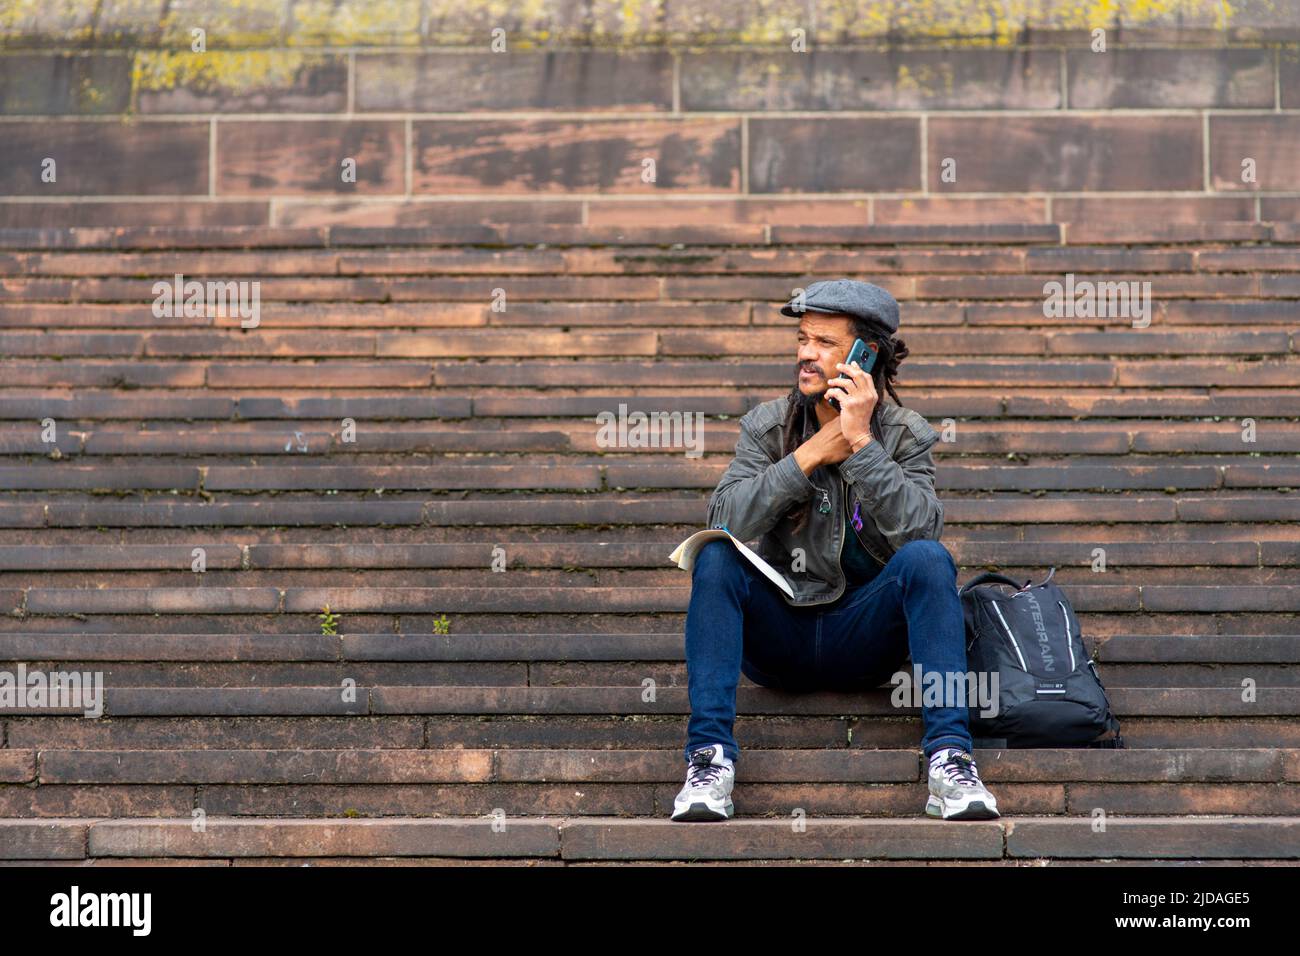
[779,279,900,335]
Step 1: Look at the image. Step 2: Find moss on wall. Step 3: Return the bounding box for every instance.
[0,0,1278,50]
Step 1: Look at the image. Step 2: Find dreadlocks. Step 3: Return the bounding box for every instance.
[779,321,911,535]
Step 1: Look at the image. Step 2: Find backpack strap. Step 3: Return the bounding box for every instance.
[959,572,1027,596]
[1085,659,1124,748]
[960,568,1059,596]
[1087,720,1125,748]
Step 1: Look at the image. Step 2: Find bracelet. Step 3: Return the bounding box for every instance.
[851,433,872,449]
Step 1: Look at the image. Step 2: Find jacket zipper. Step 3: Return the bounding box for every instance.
[824,473,849,605]
[836,472,848,586]
[802,475,849,607]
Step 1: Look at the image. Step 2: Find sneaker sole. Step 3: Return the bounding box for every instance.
[671,801,734,822]
[926,794,1000,820]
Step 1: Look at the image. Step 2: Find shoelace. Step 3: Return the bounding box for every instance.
[935,751,981,788]
[687,750,725,788]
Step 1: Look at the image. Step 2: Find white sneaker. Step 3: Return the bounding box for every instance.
[925,747,1000,820]
[671,744,735,821]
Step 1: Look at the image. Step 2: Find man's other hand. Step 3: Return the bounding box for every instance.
[794,416,855,474]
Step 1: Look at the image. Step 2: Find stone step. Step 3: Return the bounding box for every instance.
[3,685,1295,717]
[3,816,1298,862]
[1,275,1297,304]
[7,567,1300,591]
[6,390,1300,420]
[0,540,1295,570]
[0,539,1285,569]
[0,494,1293,528]
[0,224,1067,252]
[0,662,1292,689]
[5,567,1299,593]
[5,299,1298,332]
[0,523,1291,543]
[12,584,1300,615]
[1,222,1295,252]
[1,631,1296,663]
[16,246,1294,277]
[5,421,1300,456]
[2,460,1298,494]
[7,715,1296,753]
[12,747,1296,785]
[3,244,1298,278]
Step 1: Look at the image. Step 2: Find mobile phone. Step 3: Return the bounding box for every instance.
[826,338,879,411]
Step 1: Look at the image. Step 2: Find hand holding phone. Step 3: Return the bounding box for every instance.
[826,338,879,412]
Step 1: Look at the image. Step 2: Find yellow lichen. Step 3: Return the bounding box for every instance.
[131,50,316,94]
[288,0,423,46]
[0,0,1250,49]
[896,63,957,97]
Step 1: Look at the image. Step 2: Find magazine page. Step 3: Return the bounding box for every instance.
[668,528,795,598]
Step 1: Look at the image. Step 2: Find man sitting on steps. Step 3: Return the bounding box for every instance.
[672,278,999,823]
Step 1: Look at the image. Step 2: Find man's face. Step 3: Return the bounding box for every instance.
[795,313,856,404]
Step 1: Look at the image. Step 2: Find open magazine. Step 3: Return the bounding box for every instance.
[668,526,795,598]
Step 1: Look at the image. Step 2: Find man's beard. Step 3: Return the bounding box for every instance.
[788,383,823,411]
[789,363,826,411]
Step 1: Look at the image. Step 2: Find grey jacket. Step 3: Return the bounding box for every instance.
[706,396,944,607]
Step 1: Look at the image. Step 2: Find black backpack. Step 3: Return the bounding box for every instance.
[959,568,1123,748]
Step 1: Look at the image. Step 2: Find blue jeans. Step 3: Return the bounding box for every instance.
[683,537,973,765]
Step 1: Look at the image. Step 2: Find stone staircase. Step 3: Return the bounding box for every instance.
[1,221,1297,864]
